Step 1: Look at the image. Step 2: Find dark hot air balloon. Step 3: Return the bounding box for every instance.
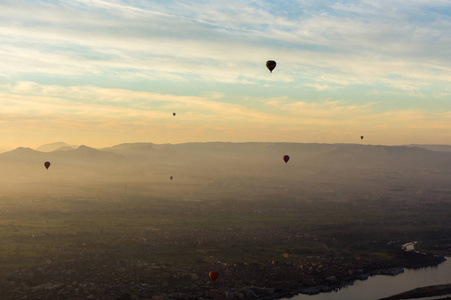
[283,155,290,163]
[170,176,173,180]
[209,271,219,282]
[266,60,276,73]
[173,112,176,116]
[361,136,364,140]
[44,161,51,169]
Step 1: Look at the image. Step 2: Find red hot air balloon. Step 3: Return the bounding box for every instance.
[209,271,219,282]
[283,155,290,163]
[44,161,51,169]
[266,60,276,73]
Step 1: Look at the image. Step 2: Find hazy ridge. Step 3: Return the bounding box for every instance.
[0,142,450,203]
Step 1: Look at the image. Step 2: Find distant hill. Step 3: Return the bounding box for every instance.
[409,144,451,152]
[0,142,450,202]
[0,147,11,154]
[102,143,157,156]
[0,147,46,160]
[5,142,451,169]
[0,145,122,164]
[100,142,451,173]
[102,142,451,162]
[102,143,180,162]
[51,145,123,162]
[36,142,76,152]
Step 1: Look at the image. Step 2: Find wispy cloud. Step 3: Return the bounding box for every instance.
[1,81,450,147]
[306,83,333,90]
[0,0,449,87]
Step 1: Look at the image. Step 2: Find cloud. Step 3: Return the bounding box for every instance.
[264,98,375,123]
[0,82,273,124]
[389,82,425,97]
[305,83,333,90]
[0,0,449,90]
[0,1,450,146]
[1,81,450,147]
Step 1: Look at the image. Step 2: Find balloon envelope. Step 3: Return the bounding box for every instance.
[209,271,219,282]
[173,113,176,116]
[361,136,364,140]
[44,161,51,169]
[170,176,173,180]
[266,60,276,73]
[283,155,290,163]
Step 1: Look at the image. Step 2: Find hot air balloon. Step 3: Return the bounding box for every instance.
[173,112,176,116]
[361,136,364,140]
[283,155,290,163]
[209,271,219,282]
[170,176,173,180]
[266,60,276,73]
[44,161,51,169]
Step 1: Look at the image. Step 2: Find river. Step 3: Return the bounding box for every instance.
[290,244,450,300]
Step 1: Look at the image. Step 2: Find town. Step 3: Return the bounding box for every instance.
[0,196,448,299]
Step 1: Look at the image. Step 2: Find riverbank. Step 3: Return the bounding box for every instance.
[239,263,447,300]
[279,243,448,299]
[379,283,451,300]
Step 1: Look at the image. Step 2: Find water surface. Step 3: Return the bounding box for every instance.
[291,257,450,300]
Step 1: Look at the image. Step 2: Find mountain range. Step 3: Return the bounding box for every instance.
[0,142,450,202]
[35,142,77,152]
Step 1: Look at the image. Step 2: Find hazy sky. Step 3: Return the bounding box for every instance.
[1,0,450,149]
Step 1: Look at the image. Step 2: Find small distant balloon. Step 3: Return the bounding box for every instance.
[266,60,276,73]
[173,112,176,116]
[361,136,364,140]
[209,271,219,282]
[170,176,173,180]
[283,155,290,163]
[44,161,51,169]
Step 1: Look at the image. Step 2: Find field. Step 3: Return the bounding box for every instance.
[0,193,449,274]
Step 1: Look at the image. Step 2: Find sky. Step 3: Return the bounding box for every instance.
[0,0,450,149]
